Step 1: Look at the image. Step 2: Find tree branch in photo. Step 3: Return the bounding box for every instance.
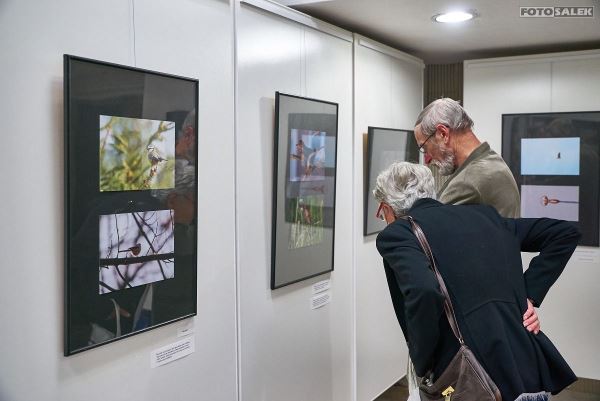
[99,252,175,266]
[99,281,118,292]
[113,265,132,289]
[132,213,168,280]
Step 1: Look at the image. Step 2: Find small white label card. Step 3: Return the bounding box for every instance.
[151,336,195,368]
[312,279,331,294]
[311,291,331,310]
[574,248,600,264]
[177,320,194,338]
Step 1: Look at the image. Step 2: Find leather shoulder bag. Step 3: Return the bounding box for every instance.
[402,215,502,401]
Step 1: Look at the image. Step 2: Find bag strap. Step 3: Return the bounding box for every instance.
[401,215,465,345]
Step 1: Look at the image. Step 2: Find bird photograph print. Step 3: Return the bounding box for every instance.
[99,115,176,191]
[286,195,324,250]
[99,209,175,294]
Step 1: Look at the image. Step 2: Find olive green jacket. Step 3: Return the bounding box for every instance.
[438,142,520,218]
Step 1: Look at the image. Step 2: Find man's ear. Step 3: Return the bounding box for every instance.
[436,124,450,143]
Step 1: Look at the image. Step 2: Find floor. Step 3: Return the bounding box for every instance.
[375,379,600,401]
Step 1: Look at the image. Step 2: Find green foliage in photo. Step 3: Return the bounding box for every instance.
[287,195,324,249]
[99,115,175,192]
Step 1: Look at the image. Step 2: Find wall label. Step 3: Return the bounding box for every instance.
[151,337,195,368]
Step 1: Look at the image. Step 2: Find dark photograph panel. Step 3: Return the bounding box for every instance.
[502,112,600,246]
[64,55,198,355]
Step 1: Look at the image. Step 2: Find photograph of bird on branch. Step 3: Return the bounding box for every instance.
[99,209,175,294]
[99,115,175,191]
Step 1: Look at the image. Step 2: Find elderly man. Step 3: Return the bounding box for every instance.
[414,98,520,218]
[374,162,579,401]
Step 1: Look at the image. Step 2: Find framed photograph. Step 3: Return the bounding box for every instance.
[64,55,198,355]
[502,112,600,246]
[271,92,339,289]
[364,127,419,236]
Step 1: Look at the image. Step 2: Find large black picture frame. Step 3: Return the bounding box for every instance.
[271,92,339,289]
[364,126,419,236]
[64,55,199,355]
[502,111,600,246]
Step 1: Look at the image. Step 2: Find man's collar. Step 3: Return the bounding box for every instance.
[459,141,490,169]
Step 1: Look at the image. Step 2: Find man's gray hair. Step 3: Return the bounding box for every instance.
[415,98,473,137]
[372,162,436,217]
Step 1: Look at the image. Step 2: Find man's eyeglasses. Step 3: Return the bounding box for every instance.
[417,133,434,154]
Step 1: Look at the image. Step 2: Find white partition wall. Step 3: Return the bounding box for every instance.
[0,0,440,399]
[353,35,424,401]
[235,2,354,401]
[0,0,237,400]
[464,50,600,380]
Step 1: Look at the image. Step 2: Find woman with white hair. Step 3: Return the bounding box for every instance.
[373,162,579,401]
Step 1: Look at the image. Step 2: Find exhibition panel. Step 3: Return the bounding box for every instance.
[64,55,199,354]
[235,3,354,401]
[271,92,339,289]
[353,35,425,401]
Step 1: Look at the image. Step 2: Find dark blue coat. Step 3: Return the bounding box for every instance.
[376,198,580,401]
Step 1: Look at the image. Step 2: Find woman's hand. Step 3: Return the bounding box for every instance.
[523,299,540,335]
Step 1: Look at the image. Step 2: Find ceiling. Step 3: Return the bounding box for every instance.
[276,0,600,64]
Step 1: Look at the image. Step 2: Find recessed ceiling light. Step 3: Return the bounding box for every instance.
[432,11,476,23]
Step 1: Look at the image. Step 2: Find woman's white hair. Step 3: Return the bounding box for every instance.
[415,98,473,137]
[372,162,435,217]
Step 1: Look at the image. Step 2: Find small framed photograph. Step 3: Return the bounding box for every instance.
[64,55,198,355]
[271,92,339,289]
[364,127,419,236]
[502,111,600,246]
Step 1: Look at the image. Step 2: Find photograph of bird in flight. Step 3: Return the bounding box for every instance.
[99,115,175,191]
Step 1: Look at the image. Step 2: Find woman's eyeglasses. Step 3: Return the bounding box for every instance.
[376,202,386,221]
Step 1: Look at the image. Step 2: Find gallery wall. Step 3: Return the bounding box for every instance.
[235,2,354,400]
[0,0,237,400]
[464,49,600,379]
[0,0,427,399]
[353,37,424,401]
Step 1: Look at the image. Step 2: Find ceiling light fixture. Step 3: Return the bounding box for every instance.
[432,11,476,23]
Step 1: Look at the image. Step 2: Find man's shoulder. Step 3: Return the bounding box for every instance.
[469,148,509,170]
[461,151,515,185]
[440,150,520,217]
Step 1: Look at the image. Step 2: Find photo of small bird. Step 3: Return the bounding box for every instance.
[118,243,142,256]
[147,144,167,165]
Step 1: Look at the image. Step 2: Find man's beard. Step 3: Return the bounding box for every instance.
[432,145,456,176]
